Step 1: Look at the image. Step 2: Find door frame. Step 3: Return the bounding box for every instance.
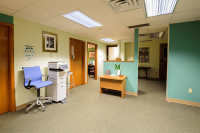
[87,42,98,82]
[106,44,117,60]
[69,38,86,85]
[0,21,15,112]
[159,43,168,80]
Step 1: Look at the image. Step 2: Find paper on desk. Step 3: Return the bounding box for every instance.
[110,75,116,76]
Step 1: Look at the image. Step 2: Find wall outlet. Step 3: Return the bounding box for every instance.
[189,88,192,93]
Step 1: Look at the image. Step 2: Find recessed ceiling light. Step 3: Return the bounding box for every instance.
[144,0,178,17]
[101,38,115,42]
[62,11,102,28]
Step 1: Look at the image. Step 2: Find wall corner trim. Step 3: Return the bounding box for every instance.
[126,91,138,96]
[166,97,200,107]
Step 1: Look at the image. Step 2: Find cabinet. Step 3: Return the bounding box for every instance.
[88,65,95,77]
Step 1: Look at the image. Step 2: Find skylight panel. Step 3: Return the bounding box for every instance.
[101,38,115,42]
[144,0,178,17]
[62,11,102,28]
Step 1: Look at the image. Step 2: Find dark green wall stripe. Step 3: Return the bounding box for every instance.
[0,13,13,24]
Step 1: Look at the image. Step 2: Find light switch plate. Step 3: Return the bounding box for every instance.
[189,88,192,93]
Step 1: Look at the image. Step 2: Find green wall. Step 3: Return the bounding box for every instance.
[168,20,200,102]
[0,13,13,24]
[88,48,95,63]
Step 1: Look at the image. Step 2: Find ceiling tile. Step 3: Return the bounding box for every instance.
[19,4,57,20]
[65,23,87,30]
[120,35,134,40]
[56,26,74,32]
[95,15,123,26]
[171,9,200,21]
[170,18,196,24]
[150,20,170,26]
[13,12,42,22]
[0,6,16,15]
[39,21,60,28]
[146,14,173,23]
[45,16,75,26]
[77,29,94,34]
[68,30,85,36]
[0,0,30,10]
[67,0,101,8]
[175,0,200,12]
[103,23,128,31]
[115,31,133,36]
[148,28,168,33]
[148,24,168,29]
[79,1,115,19]
[117,8,145,21]
[138,29,148,34]
[124,19,146,26]
[33,0,76,15]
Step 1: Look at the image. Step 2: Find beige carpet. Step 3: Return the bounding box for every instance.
[0,78,200,133]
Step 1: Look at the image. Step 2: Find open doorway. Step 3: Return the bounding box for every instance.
[87,42,98,82]
[107,44,118,60]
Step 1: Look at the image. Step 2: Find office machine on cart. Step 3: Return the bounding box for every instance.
[47,61,68,103]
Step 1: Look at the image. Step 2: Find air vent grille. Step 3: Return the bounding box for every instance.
[105,0,142,13]
[150,32,165,38]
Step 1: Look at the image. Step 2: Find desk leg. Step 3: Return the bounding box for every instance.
[100,87,105,94]
[121,80,126,99]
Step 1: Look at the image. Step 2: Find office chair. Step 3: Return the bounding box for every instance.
[22,66,53,114]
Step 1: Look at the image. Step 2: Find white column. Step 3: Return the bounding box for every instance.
[117,40,121,58]
[120,42,125,61]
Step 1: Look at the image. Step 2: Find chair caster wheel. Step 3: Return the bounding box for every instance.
[26,112,28,114]
[43,110,45,112]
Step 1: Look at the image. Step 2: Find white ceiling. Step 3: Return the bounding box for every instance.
[0,0,200,43]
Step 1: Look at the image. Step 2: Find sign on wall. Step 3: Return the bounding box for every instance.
[24,45,34,60]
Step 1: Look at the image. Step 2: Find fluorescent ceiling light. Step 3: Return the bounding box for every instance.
[144,0,178,17]
[62,11,102,28]
[101,38,115,42]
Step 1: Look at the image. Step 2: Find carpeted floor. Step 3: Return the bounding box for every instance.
[0,78,200,133]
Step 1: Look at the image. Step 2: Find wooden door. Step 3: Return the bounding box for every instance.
[159,43,168,80]
[70,39,85,87]
[108,47,118,60]
[0,25,10,114]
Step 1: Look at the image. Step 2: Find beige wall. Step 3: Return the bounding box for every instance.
[14,17,106,106]
[125,42,134,61]
[125,40,168,78]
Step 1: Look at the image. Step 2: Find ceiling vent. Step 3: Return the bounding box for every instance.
[150,32,165,38]
[105,0,142,13]
[139,33,148,37]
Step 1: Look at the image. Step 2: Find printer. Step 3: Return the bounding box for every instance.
[47,61,68,103]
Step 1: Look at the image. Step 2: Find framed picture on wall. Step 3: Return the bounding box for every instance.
[42,31,58,52]
[89,51,95,58]
[139,47,149,62]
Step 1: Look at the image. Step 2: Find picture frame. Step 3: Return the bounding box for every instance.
[89,51,95,58]
[42,31,58,52]
[139,47,150,62]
